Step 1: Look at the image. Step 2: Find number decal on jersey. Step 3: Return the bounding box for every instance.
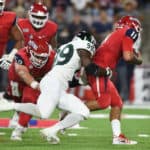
[87,43,91,49]
[10,81,20,97]
[87,42,95,50]
[55,44,74,65]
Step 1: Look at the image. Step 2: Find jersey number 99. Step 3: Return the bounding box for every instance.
[55,44,74,65]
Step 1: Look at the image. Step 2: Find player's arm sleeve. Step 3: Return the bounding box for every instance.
[122,28,138,51]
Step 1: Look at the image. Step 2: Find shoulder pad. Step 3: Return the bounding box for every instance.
[125,28,138,42]
[14,54,24,65]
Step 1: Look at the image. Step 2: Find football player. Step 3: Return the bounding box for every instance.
[8,2,58,139]
[5,36,55,141]
[18,2,57,49]
[85,16,142,145]
[0,31,111,144]
[59,15,142,145]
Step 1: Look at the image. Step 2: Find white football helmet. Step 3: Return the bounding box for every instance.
[73,31,96,56]
[29,3,48,29]
[0,0,5,15]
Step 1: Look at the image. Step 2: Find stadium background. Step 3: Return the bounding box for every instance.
[0,1,150,150]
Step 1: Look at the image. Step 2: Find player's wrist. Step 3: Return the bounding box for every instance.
[30,80,39,89]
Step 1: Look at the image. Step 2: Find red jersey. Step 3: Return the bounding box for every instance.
[18,19,58,46]
[0,11,16,57]
[93,27,138,69]
[8,47,55,83]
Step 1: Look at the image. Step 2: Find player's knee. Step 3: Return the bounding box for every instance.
[40,111,49,119]
[38,107,50,119]
[111,96,123,108]
[99,102,110,109]
[97,94,111,109]
[112,100,123,108]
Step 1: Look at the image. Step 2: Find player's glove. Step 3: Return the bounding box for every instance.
[105,67,112,78]
[0,48,18,70]
[0,58,11,70]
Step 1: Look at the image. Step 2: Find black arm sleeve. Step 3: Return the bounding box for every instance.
[68,76,80,88]
[126,28,138,42]
[85,63,107,77]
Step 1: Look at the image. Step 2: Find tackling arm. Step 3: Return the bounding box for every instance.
[77,49,112,77]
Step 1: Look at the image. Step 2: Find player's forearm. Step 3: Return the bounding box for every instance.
[85,63,111,77]
[17,69,34,85]
[15,63,39,89]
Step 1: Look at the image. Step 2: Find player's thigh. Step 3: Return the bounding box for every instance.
[88,76,111,109]
[37,75,62,118]
[58,92,90,118]
[7,80,23,102]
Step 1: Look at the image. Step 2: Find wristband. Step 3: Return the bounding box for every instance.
[30,81,39,89]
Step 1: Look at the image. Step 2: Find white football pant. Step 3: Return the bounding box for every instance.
[37,73,90,119]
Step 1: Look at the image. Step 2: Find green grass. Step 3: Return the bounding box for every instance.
[0,109,150,150]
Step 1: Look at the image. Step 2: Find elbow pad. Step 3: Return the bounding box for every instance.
[85,63,100,76]
[85,63,111,77]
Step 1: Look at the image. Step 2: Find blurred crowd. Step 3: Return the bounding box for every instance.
[1,0,150,103]
[5,0,147,46]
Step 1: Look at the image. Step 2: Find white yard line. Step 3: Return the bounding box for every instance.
[138,134,150,137]
[0,132,6,135]
[123,104,150,109]
[90,114,150,119]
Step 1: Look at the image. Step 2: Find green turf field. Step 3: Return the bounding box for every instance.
[0,108,150,150]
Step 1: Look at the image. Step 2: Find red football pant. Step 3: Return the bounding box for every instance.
[88,76,123,109]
